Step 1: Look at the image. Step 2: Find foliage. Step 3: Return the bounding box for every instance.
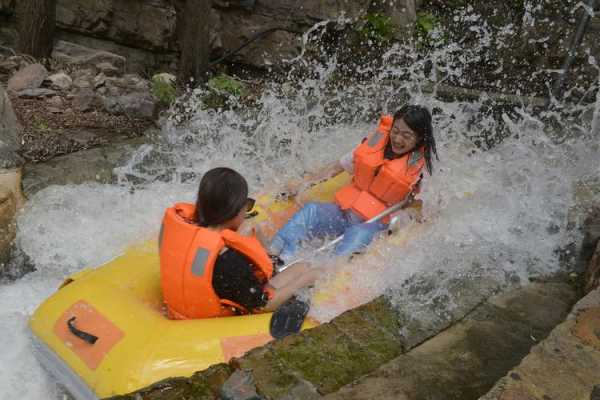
[415,12,444,50]
[151,76,177,106]
[416,12,439,35]
[358,13,395,44]
[32,115,49,131]
[207,74,247,97]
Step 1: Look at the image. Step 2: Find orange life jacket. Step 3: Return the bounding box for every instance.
[159,203,273,319]
[334,115,425,221]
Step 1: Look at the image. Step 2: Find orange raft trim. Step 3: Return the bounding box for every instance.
[53,300,125,371]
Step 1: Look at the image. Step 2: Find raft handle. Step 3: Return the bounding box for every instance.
[67,317,98,345]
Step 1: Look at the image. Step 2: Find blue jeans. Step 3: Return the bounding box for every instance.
[270,202,387,260]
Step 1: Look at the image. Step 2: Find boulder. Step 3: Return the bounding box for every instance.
[152,72,176,85]
[56,0,177,51]
[585,241,600,294]
[72,88,98,112]
[251,0,371,22]
[0,185,16,269]
[7,63,48,93]
[22,136,147,197]
[17,88,58,98]
[95,61,119,76]
[217,12,302,67]
[47,95,65,109]
[45,72,73,91]
[52,41,126,75]
[0,83,22,169]
[0,55,20,77]
[102,92,156,119]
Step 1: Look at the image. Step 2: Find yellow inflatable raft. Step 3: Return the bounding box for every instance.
[28,173,423,399]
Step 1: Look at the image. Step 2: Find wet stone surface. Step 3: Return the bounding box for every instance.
[480,287,600,400]
[323,282,576,400]
[107,279,576,400]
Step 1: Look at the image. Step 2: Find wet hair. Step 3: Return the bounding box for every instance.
[194,167,248,227]
[393,105,438,175]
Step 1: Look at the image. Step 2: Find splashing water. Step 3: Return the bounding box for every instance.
[1,16,599,399]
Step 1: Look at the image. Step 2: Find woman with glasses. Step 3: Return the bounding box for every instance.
[270,105,438,261]
[159,167,318,319]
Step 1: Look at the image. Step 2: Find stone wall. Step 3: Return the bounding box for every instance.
[0,83,21,270]
[0,0,417,73]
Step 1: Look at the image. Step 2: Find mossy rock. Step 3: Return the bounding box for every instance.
[105,363,233,400]
[151,74,177,106]
[207,74,248,97]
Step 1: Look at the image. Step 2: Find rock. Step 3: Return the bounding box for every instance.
[17,88,58,98]
[47,96,65,108]
[568,178,600,273]
[480,287,600,400]
[104,74,150,95]
[220,370,264,400]
[52,41,126,75]
[152,72,176,85]
[72,75,93,90]
[105,363,233,400]
[279,379,322,400]
[382,0,417,37]
[0,168,24,271]
[7,63,48,93]
[102,92,156,119]
[56,1,177,51]
[72,89,97,112]
[95,62,119,77]
[45,72,73,91]
[0,56,19,75]
[22,136,147,197]
[585,241,600,294]
[0,185,16,269]
[94,73,107,89]
[217,12,302,67]
[0,83,22,169]
[324,283,576,400]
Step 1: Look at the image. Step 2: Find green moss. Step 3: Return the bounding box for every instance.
[354,296,404,342]
[332,309,403,361]
[152,76,177,106]
[104,364,232,400]
[270,323,385,394]
[416,12,438,34]
[32,115,50,132]
[207,74,247,97]
[235,347,300,399]
[358,13,395,44]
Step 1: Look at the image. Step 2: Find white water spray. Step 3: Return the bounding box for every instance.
[1,14,599,399]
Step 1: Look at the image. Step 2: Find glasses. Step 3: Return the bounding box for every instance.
[244,197,258,219]
[391,127,417,141]
[245,197,256,212]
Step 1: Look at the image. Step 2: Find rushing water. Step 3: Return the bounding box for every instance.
[1,14,600,399]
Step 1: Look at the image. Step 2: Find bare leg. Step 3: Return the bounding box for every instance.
[269,263,311,289]
[262,264,321,312]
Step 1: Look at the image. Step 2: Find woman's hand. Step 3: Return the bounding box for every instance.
[284,179,306,198]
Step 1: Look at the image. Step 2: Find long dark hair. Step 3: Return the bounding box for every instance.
[194,167,248,227]
[394,105,438,175]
